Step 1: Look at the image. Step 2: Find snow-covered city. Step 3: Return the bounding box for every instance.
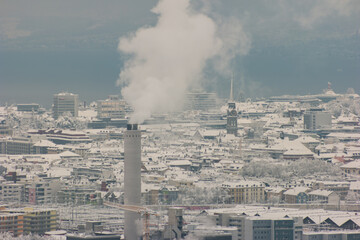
[1,84,360,239]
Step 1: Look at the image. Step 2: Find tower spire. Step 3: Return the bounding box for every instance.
[230,72,234,102]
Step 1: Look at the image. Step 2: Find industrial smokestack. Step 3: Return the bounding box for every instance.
[124,124,141,239]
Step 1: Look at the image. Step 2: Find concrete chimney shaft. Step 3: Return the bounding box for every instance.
[124,124,141,239]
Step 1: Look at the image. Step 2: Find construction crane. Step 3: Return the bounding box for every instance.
[103,201,158,240]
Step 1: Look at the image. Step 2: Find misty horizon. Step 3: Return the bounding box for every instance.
[1,0,359,109]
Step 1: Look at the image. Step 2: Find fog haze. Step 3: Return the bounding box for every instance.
[1,0,359,106]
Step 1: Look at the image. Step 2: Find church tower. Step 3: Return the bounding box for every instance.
[227,73,238,135]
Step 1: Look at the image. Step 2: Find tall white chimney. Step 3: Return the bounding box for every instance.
[124,123,141,239]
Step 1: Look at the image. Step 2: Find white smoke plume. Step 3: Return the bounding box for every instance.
[117,0,249,124]
[293,0,359,29]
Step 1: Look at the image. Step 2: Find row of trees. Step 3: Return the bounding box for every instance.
[6,111,88,134]
[241,158,341,179]
[0,233,58,240]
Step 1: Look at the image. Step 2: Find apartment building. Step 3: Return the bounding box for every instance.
[25,181,61,205]
[0,213,24,237]
[0,181,25,203]
[1,208,58,235]
[222,181,265,204]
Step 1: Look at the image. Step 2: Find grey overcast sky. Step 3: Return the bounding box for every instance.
[0,0,359,107]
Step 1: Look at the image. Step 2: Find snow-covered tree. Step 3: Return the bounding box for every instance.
[242,158,341,179]
[175,186,230,205]
[55,112,87,129]
[0,233,58,240]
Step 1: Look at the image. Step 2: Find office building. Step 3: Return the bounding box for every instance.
[53,92,78,119]
[0,137,33,155]
[304,108,331,130]
[97,95,126,119]
[244,217,295,240]
[214,212,301,240]
[16,104,40,112]
[184,91,217,111]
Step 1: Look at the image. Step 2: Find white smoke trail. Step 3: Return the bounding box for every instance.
[117,0,249,124]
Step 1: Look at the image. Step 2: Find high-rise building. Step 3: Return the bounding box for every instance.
[53,92,78,119]
[303,108,331,130]
[184,91,217,111]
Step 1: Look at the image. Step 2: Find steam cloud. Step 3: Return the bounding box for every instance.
[117,0,250,124]
[293,0,359,29]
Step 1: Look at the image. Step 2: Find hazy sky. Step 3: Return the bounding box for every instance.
[1,0,359,107]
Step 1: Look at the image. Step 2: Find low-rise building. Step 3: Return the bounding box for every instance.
[303,231,360,240]
[57,187,100,205]
[16,104,40,112]
[222,181,265,204]
[214,212,302,240]
[307,189,340,205]
[340,160,360,176]
[312,181,350,200]
[265,187,285,203]
[283,187,309,204]
[142,184,178,205]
